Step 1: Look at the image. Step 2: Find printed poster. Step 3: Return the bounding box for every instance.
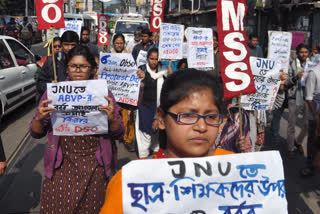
[187,27,214,68]
[122,151,288,213]
[47,80,109,136]
[159,23,184,60]
[241,57,281,110]
[98,53,141,106]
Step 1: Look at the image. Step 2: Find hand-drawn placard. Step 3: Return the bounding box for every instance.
[136,50,147,67]
[122,151,287,214]
[241,57,281,111]
[98,53,140,106]
[159,23,184,60]
[47,80,109,136]
[267,31,292,73]
[59,20,83,38]
[187,27,214,68]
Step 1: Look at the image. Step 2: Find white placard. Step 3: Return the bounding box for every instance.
[47,80,109,136]
[122,151,287,214]
[241,57,281,110]
[136,50,147,67]
[59,20,83,38]
[267,31,292,73]
[159,23,184,60]
[98,53,141,106]
[187,27,214,68]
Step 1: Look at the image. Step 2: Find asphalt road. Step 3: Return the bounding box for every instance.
[0,42,319,213]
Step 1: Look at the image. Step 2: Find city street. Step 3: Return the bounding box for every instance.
[0,42,319,213]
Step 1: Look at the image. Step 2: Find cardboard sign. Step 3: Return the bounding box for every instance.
[187,27,214,68]
[267,31,292,73]
[217,0,256,100]
[98,14,109,46]
[47,80,109,136]
[159,23,184,60]
[241,57,281,110]
[150,0,165,32]
[98,53,140,106]
[122,151,288,213]
[35,0,65,30]
[59,20,82,38]
[136,50,148,67]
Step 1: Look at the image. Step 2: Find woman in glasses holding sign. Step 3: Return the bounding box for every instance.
[100,70,247,213]
[30,46,124,214]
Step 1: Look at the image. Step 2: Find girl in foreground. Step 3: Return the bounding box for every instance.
[99,69,246,213]
[30,46,124,213]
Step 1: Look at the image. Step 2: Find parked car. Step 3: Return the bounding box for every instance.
[0,35,40,123]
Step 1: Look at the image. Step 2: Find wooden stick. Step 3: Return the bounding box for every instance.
[50,27,57,82]
[238,93,243,137]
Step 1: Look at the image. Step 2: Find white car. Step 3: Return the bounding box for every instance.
[0,35,40,123]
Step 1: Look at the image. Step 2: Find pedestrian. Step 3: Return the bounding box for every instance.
[247,32,264,58]
[177,58,188,71]
[126,27,142,53]
[29,45,124,213]
[36,37,62,68]
[271,71,288,144]
[135,48,172,158]
[20,17,33,49]
[300,63,320,177]
[247,33,265,151]
[284,43,309,158]
[212,30,221,77]
[37,31,79,98]
[111,33,129,53]
[132,28,154,61]
[80,26,99,57]
[5,17,19,39]
[99,69,247,213]
[0,136,7,176]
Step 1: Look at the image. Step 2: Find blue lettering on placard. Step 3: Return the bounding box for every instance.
[218,201,263,214]
[256,85,267,92]
[101,55,117,65]
[58,94,90,102]
[256,58,275,70]
[236,164,266,179]
[62,116,88,124]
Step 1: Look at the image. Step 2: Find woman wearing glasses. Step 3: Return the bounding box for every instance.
[100,69,247,214]
[30,46,124,214]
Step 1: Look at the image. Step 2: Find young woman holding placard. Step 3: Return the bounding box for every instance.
[30,46,124,214]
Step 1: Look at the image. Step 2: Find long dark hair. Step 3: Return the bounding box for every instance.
[66,46,97,79]
[158,69,224,149]
[112,33,125,44]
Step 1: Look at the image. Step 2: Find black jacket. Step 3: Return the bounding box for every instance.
[36,52,67,98]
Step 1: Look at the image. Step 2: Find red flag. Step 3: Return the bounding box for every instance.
[35,0,65,30]
[216,0,256,100]
[150,0,165,32]
[97,14,108,46]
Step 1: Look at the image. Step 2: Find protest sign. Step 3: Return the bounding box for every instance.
[136,50,147,67]
[267,31,292,73]
[187,27,214,68]
[217,0,256,100]
[301,61,318,87]
[150,0,165,32]
[35,0,65,30]
[98,14,109,46]
[291,32,305,49]
[99,53,140,106]
[241,57,281,110]
[122,151,288,213]
[47,80,109,136]
[159,23,184,60]
[59,20,82,38]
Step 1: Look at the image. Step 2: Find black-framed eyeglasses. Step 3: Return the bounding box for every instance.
[166,111,224,126]
[67,64,91,73]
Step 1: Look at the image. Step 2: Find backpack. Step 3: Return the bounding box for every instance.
[21,23,31,40]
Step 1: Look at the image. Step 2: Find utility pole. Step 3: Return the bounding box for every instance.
[25,0,28,16]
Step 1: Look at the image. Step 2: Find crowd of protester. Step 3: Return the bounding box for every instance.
[0,25,318,213]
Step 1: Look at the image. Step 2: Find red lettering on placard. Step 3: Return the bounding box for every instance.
[75,126,99,133]
[35,0,65,30]
[217,0,256,100]
[150,0,165,32]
